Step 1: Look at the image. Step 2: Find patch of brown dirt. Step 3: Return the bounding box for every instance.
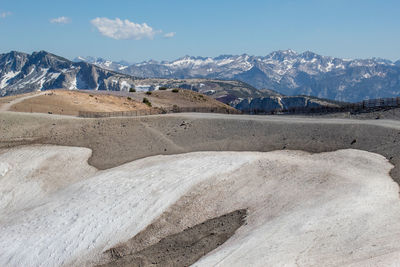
[90,89,237,112]
[144,89,235,110]
[8,90,151,116]
[97,209,247,267]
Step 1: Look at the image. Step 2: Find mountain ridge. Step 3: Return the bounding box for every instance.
[0,50,381,113]
[75,50,400,102]
[0,50,141,97]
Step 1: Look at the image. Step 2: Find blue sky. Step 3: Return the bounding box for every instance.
[0,0,399,62]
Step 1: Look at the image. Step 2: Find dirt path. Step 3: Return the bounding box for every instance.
[0,92,45,112]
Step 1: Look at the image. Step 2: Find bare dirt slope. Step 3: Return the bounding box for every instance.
[1,89,237,116]
[1,112,399,183]
[86,89,237,112]
[307,107,400,120]
[5,90,151,116]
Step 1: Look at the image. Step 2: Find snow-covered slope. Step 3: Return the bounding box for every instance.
[1,145,400,266]
[82,50,400,102]
[73,56,130,72]
[0,51,139,96]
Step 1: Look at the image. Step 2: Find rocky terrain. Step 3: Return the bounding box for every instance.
[76,50,400,102]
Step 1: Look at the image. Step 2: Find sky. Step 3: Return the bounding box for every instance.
[0,0,399,63]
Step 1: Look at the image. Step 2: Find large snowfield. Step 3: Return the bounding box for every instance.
[1,145,400,266]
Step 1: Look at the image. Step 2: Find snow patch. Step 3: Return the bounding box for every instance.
[120,80,131,90]
[135,84,152,91]
[27,67,35,76]
[363,73,371,79]
[51,72,61,80]
[168,57,214,68]
[0,147,399,267]
[0,147,255,266]
[69,76,77,90]
[0,71,20,89]
[216,58,234,66]
[0,162,9,177]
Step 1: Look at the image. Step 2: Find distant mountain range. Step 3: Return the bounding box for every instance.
[75,50,400,102]
[0,51,265,103]
[0,51,139,96]
[0,50,392,113]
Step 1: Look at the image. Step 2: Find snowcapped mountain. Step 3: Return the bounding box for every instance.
[0,50,343,113]
[73,56,130,72]
[80,50,400,102]
[0,51,138,96]
[0,51,278,105]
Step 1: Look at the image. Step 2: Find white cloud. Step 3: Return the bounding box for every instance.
[163,32,176,38]
[0,11,12,19]
[91,17,159,40]
[50,16,71,24]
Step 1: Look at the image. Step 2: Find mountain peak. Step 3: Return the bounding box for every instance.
[279,49,297,55]
[31,50,71,64]
[5,50,27,57]
[267,50,298,60]
[214,54,235,60]
[31,50,52,58]
[371,57,393,65]
[299,51,320,60]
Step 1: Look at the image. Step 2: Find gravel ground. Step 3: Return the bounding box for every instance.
[304,107,400,120]
[1,112,399,183]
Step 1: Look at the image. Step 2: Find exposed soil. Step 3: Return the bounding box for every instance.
[6,90,151,115]
[85,89,237,111]
[98,210,247,267]
[306,107,400,120]
[0,89,237,116]
[0,112,399,184]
